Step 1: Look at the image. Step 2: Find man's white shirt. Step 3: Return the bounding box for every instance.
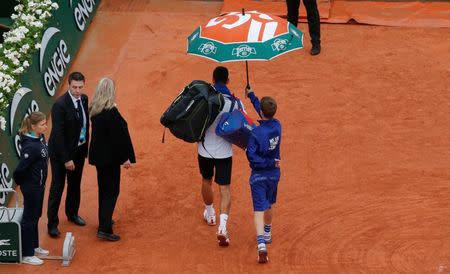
[68,91,87,146]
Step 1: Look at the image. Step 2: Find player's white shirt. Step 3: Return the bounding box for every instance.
[197,95,243,159]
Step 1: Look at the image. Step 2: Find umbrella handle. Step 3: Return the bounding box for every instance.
[245,60,251,91]
[243,10,250,92]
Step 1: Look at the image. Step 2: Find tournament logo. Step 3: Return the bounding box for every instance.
[198,42,217,55]
[271,39,288,52]
[232,45,256,58]
[269,136,279,150]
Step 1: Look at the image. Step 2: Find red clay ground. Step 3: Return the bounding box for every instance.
[4,0,450,273]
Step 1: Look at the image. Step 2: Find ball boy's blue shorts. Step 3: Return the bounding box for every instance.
[250,170,280,211]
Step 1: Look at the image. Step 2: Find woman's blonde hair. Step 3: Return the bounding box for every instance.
[89,77,116,117]
[19,111,46,135]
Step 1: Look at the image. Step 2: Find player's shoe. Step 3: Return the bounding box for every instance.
[257,243,269,263]
[203,209,216,226]
[217,228,230,247]
[264,232,272,244]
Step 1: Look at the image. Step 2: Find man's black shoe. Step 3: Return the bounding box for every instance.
[97,231,121,241]
[68,215,86,226]
[310,44,321,56]
[48,226,61,238]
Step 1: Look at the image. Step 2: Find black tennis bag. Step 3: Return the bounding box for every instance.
[160,80,225,143]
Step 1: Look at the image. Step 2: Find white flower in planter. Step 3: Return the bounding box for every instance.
[14,4,24,12]
[33,21,44,28]
[12,67,25,74]
[0,0,60,119]
[11,57,21,66]
[0,116,6,131]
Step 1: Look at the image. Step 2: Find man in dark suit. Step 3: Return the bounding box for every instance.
[286,0,321,55]
[47,72,89,237]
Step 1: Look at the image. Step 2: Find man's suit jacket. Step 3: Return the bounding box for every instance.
[89,107,136,167]
[48,91,89,163]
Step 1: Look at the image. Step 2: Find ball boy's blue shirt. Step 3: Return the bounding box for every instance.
[246,92,281,173]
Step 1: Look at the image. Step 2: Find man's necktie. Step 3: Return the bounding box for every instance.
[76,99,83,127]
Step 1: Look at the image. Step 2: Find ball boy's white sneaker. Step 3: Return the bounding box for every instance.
[257,243,268,264]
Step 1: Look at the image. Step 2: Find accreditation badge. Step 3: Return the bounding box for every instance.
[79,127,86,143]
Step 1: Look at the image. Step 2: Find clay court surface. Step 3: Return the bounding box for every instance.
[4,0,450,273]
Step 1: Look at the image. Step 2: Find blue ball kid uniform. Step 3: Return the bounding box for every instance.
[246,92,281,211]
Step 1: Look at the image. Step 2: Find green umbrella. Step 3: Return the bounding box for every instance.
[187,10,304,87]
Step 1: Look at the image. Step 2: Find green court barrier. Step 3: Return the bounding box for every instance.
[0,189,23,264]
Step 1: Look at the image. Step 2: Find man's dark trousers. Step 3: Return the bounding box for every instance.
[286,0,321,45]
[47,144,86,228]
